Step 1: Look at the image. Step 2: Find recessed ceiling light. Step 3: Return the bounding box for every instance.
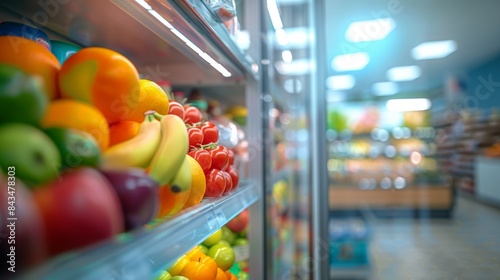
[387,65,421,81]
[326,75,355,90]
[372,82,398,96]
[331,52,370,72]
[345,18,396,43]
[386,98,431,112]
[411,40,457,60]
[282,50,293,63]
[275,59,313,75]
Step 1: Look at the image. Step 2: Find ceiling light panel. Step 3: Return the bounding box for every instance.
[331,52,370,72]
[387,65,421,81]
[326,75,356,90]
[345,18,396,43]
[386,98,432,112]
[411,40,457,60]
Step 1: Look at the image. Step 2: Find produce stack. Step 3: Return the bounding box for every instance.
[157,210,250,280]
[0,24,240,272]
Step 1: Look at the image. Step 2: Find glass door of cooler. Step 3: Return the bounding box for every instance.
[260,0,325,279]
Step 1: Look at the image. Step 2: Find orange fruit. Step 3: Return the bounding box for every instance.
[182,155,206,209]
[41,99,109,150]
[179,260,217,280]
[0,36,60,100]
[108,120,140,147]
[215,267,229,280]
[156,182,191,218]
[58,47,140,123]
[124,79,170,122]
[186,246,206,262]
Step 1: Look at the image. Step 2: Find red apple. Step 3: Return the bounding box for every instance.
[0,174,48,275]
[33,168,124,256]
[100,169,160,231]
[226,209,249,233]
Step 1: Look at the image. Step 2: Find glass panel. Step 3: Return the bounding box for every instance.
[262,0,315,278]
[323,1,500,279]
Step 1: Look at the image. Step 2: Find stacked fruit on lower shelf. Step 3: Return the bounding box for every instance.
[156,210,250,280]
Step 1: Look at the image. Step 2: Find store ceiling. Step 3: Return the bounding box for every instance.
[278,0,500,102]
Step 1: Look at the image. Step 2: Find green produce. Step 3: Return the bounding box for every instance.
[199,244,209,254]
[44,127,101,170]
[221,226,236,245]
[0,64,48,125]
[0,123,60,186]
[208,242,235,271]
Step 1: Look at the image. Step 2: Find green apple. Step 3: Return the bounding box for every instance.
[198,244,209,255]
[221,226,236,245]
[208,243,235,271]
[233,237,249,246]
[170,277,189,280]
[0,123,60,186]
[0,64,48,125]
[43,127,101,170]
[202,228,222,247]
[217,240,231,247]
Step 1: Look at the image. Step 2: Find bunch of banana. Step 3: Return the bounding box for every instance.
[148,113,191,193]
[101,111,161,169]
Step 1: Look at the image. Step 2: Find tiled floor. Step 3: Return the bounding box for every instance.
[368,197,500,280]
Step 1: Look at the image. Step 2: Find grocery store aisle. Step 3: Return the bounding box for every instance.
[369,197,500,280]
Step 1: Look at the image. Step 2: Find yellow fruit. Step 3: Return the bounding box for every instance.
[41,99,109,150]
[125,79,170,122]
[168,255,190,276]
[182,155,207,209]
[202,229,222,247]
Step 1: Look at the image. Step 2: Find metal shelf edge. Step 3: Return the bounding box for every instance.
[17,180,259,280]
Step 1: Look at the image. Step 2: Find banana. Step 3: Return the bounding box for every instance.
[168,156,192,193]
[148,113,189,185]
[102,112,161,169]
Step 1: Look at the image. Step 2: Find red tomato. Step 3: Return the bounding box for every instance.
[220,170,233,193]
[209,145,229,171]
[188,127,204,150]
[204,169,226,197]
[227,148,235,165]
[184,106,202,125]
[201,121,219,144]
[188,149,212,172]
[168,101,185,120]
[227,165,239,189]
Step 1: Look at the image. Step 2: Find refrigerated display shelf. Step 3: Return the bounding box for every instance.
[15,180,259,280]
[0,0,257,83]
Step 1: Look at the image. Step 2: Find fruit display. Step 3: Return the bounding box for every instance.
[0,25,243,273]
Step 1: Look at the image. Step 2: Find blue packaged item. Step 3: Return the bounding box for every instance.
[0,21,51,51]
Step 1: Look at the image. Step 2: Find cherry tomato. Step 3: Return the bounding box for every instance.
[184,106,202,125]
[187,127,203,150]
[201,121,219,144]
[209,145,229,171]
[227,149,235,165]
[204,169,226,197]
[188,149,212,172]
[227,165,239,189]
[168,101,185,120]
[220,170,233,193]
